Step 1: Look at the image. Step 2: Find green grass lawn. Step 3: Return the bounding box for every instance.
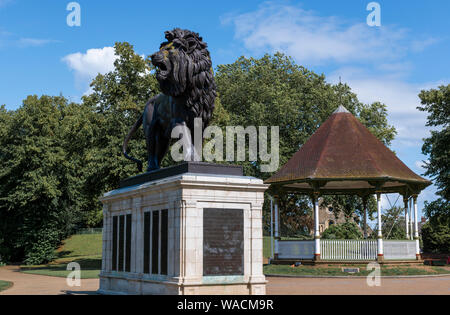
[263,236,273,258]
[264,264,450,277]
[20,234,102,279]
[0,280,13,292]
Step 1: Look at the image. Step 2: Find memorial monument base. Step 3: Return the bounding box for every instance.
[98,163,268,295]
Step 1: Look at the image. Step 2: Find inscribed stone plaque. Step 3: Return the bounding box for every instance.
[160,210,168,275]
[125,214,132,272]
[112,216,118,271]
[203,208,244,276]
[143,212,150,274]
[152,211,159,274]
[118,215,125,271]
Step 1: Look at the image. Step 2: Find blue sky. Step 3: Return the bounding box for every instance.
[1,0,448,220]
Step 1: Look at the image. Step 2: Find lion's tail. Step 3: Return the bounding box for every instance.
[123,115,144,172]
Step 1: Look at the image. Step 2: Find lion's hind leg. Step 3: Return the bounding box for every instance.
[155,132,170,169]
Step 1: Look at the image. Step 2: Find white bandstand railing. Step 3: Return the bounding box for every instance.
[278,240,314,259]
[321,240,377,261]
[384,240,416,260]
[275,239,417,261]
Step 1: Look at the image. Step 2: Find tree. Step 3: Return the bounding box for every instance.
[0,105,13,264]
[215,53,397,236]
[79,42,161,226]
[0,43,168,263]
[277,195,313,238]
[417,84,450,253]
[418,84,450,200]
[421,222,450,254]
[322,195,376,224]
[0,96,95,264]
[381,206,407,240]
[322,222,363,240]
[421,199,450,253]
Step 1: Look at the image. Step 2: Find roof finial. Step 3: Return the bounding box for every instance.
[334,77,350,114]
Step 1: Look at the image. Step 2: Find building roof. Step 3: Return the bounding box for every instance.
[265,106,432,196]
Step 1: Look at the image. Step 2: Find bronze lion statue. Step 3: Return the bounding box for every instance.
[123,28,217,172]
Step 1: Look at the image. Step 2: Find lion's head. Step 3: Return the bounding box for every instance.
[151,28,217,127]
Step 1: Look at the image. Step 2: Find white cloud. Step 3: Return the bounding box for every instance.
[415,160,429,171]
[222,2,447,149]
[0,30,60,49]
[411,38,440,52]
[328,69,448,147]
[223,1,444,209]
[62,47,118,91]
[18,38,61,47]
[222,1,428,66]
[329,70,432,144]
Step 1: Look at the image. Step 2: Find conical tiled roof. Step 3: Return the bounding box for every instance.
[265,106,431,195]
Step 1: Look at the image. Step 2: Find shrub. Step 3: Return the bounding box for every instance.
[23,228,60,265]
[421,221,450,254]
[322,222,363,240]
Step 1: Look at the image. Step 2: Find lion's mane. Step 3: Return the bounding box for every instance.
[156,28,217,128]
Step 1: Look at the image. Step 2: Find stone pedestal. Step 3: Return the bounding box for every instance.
[98,163,268,295]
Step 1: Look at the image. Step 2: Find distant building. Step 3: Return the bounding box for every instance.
[315,204,373,236]
[418,217,427,235]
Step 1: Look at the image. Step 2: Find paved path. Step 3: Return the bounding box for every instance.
[0,266,99,295]
[1,266,449,295]
[266,275,450,295]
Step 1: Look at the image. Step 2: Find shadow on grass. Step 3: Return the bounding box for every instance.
[57,251,73,259]
[19,258,102,279]
[21,258,101,271]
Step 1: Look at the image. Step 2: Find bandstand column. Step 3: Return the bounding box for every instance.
[312,192,321,261]
[413,195,421,260]
[270,197,274,260]
[409,198,414,240]
[362,196,368,239]
[376,192,384,261]
[404,197,410,239]
[274,197,279,260]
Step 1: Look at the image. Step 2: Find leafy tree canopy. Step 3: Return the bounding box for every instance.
[421,199,450,254]
[380,206,407,240]
[418,84,450,201]
[421,221,450,254]
[321,222,363,240]
[417,84,449,253]
[0,95,95,263]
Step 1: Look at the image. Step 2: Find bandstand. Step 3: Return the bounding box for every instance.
[265,106,431,264]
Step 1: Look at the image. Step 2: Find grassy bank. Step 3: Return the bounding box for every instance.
[263,236,273,258]
[20,234,102,279]
[0,280,13,292]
